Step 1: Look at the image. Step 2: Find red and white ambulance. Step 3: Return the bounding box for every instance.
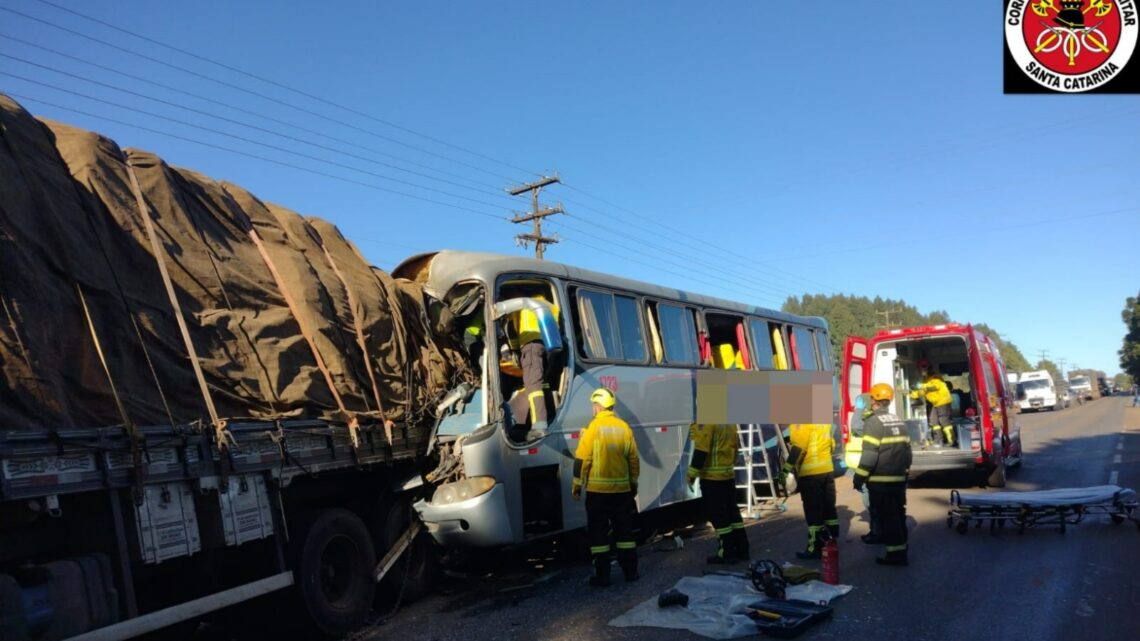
[840,323,1022,487]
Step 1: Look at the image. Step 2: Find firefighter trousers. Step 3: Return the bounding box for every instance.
[868,482,908,552]
[508,341,551,429]
[586,491,638,580]
[700,478,749,559]
[798,473,839,542]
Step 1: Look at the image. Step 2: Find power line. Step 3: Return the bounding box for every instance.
[0,33,525,198]
[0,58,521,206]
[31,0,544,180]
[0,4,521,182]
[2,80,516,214]
[8,94,508,221]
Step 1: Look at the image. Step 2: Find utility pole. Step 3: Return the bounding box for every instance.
[874,307,902,329]
[1056,357,1067,379]
[1036,348,1050,365]
[508,174,563,260]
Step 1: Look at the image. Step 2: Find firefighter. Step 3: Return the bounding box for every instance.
[853,383,912,566]
[688,423,750,564]
[911,359,954,446]
[571,388,640,586]
[780,423,838,559]
[504,294,560,441]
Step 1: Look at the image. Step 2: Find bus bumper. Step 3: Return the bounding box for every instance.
[413,483,515,547]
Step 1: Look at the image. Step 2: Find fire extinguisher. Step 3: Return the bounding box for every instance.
[821,538,839,585]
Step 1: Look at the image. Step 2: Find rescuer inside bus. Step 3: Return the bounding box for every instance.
[572,388,640,586]
[910,359,954,447]
[780,422,838,560]
[503,293,559,441]
[688,424,750,564]
[853,383,912,566]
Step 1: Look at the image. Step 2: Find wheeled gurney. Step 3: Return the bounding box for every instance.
[946,485,1140,535]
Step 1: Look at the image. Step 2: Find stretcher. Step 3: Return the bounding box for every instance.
[946,485,1140,535]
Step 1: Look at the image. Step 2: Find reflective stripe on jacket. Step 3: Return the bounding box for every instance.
[854,407,912,483]
[687,424,738,481]
[910,376,952,407]
[787,423,835,477]
[574,410,639,493]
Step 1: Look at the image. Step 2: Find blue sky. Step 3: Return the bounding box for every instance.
[1,0,1137,375]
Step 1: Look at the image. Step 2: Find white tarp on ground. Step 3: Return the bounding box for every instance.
[956,485,1137,508]
[608,574,852,640]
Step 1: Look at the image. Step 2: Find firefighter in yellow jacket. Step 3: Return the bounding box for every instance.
[504,294,560,441]
[910,359,954,446]
[688,423,750,563]
[780,423,838,559]
[572,388,640,586]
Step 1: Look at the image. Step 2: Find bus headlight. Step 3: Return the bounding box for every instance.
[431,477,496,505]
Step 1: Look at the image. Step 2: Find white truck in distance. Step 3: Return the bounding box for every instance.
[1017,370,1061,412]
[1069,375,1095,401]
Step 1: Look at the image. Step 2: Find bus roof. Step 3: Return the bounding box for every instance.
[392,250,827,330]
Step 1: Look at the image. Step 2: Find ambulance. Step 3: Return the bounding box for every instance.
[840,323,1023,487]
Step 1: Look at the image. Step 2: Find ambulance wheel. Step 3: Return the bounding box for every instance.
[986,462,1007,488]
[293,509,376,638]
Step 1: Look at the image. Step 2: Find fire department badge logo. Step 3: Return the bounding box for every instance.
[1005,0,1138,92]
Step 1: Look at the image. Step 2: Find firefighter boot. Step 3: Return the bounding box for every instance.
[589,552,612,587]
[707,527,735,564]
[942,424,955,447]
[796,526,824,560]
[617,544,639,582]
[732,525,751,562]
[875,546,908,567]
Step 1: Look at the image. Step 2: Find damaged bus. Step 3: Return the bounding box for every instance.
[394,251,837,547]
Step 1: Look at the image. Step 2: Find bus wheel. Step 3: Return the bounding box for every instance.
[986,462,1007,488]
[295,509,376,638]
[380,498,438,604]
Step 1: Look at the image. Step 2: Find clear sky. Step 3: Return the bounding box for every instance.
[1,0,1137,375]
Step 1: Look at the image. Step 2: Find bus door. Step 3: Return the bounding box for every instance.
[840,336,870,469]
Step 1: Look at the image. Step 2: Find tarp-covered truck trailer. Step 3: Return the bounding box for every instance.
[0,95,475,640]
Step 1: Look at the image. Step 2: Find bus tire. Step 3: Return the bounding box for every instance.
[986,462,1007,488]
[380,498,437,603]
[294,509,376,638]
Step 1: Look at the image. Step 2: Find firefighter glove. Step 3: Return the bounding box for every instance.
[852,474,865,492]
[571,481,582,501]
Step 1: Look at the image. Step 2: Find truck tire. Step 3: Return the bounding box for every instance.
[294,509,376,638]
[379,498,437,604]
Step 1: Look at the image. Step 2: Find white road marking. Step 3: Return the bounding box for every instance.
[1113,454,1123,465]
[1109,470,1119,485]
[1118,442,1124,451]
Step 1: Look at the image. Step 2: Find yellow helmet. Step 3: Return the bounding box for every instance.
[590,388,616,409]
[870,383,894,402]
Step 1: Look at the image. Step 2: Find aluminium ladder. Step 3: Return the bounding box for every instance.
[734,424,789,519]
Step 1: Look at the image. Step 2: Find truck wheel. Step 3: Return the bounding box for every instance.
[380,498,438,604]
[294,509,376,638]
[986,462,1007,488]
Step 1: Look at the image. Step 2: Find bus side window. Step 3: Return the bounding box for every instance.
[815,330,834,371]
[573,288,647,363]
[747,318,776,370]
[654,302,700,365]
[791,326,818,371]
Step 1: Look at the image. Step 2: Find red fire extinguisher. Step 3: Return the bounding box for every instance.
[821,538,839,585]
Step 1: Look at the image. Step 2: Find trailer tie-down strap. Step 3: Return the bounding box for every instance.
[234,210,361,452]
[308,226,391,445]
[124,161,233,465]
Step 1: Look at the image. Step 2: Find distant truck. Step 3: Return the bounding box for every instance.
[1069,375,1095,400]
[1017,370,1062,412]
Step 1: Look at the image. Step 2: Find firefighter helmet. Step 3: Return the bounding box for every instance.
[870,383,894,402]
[590,388,616,409]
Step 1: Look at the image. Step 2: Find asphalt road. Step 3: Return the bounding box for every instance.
[353,397,1140,641]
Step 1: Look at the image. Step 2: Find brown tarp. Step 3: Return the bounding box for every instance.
[0,94,472,432]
